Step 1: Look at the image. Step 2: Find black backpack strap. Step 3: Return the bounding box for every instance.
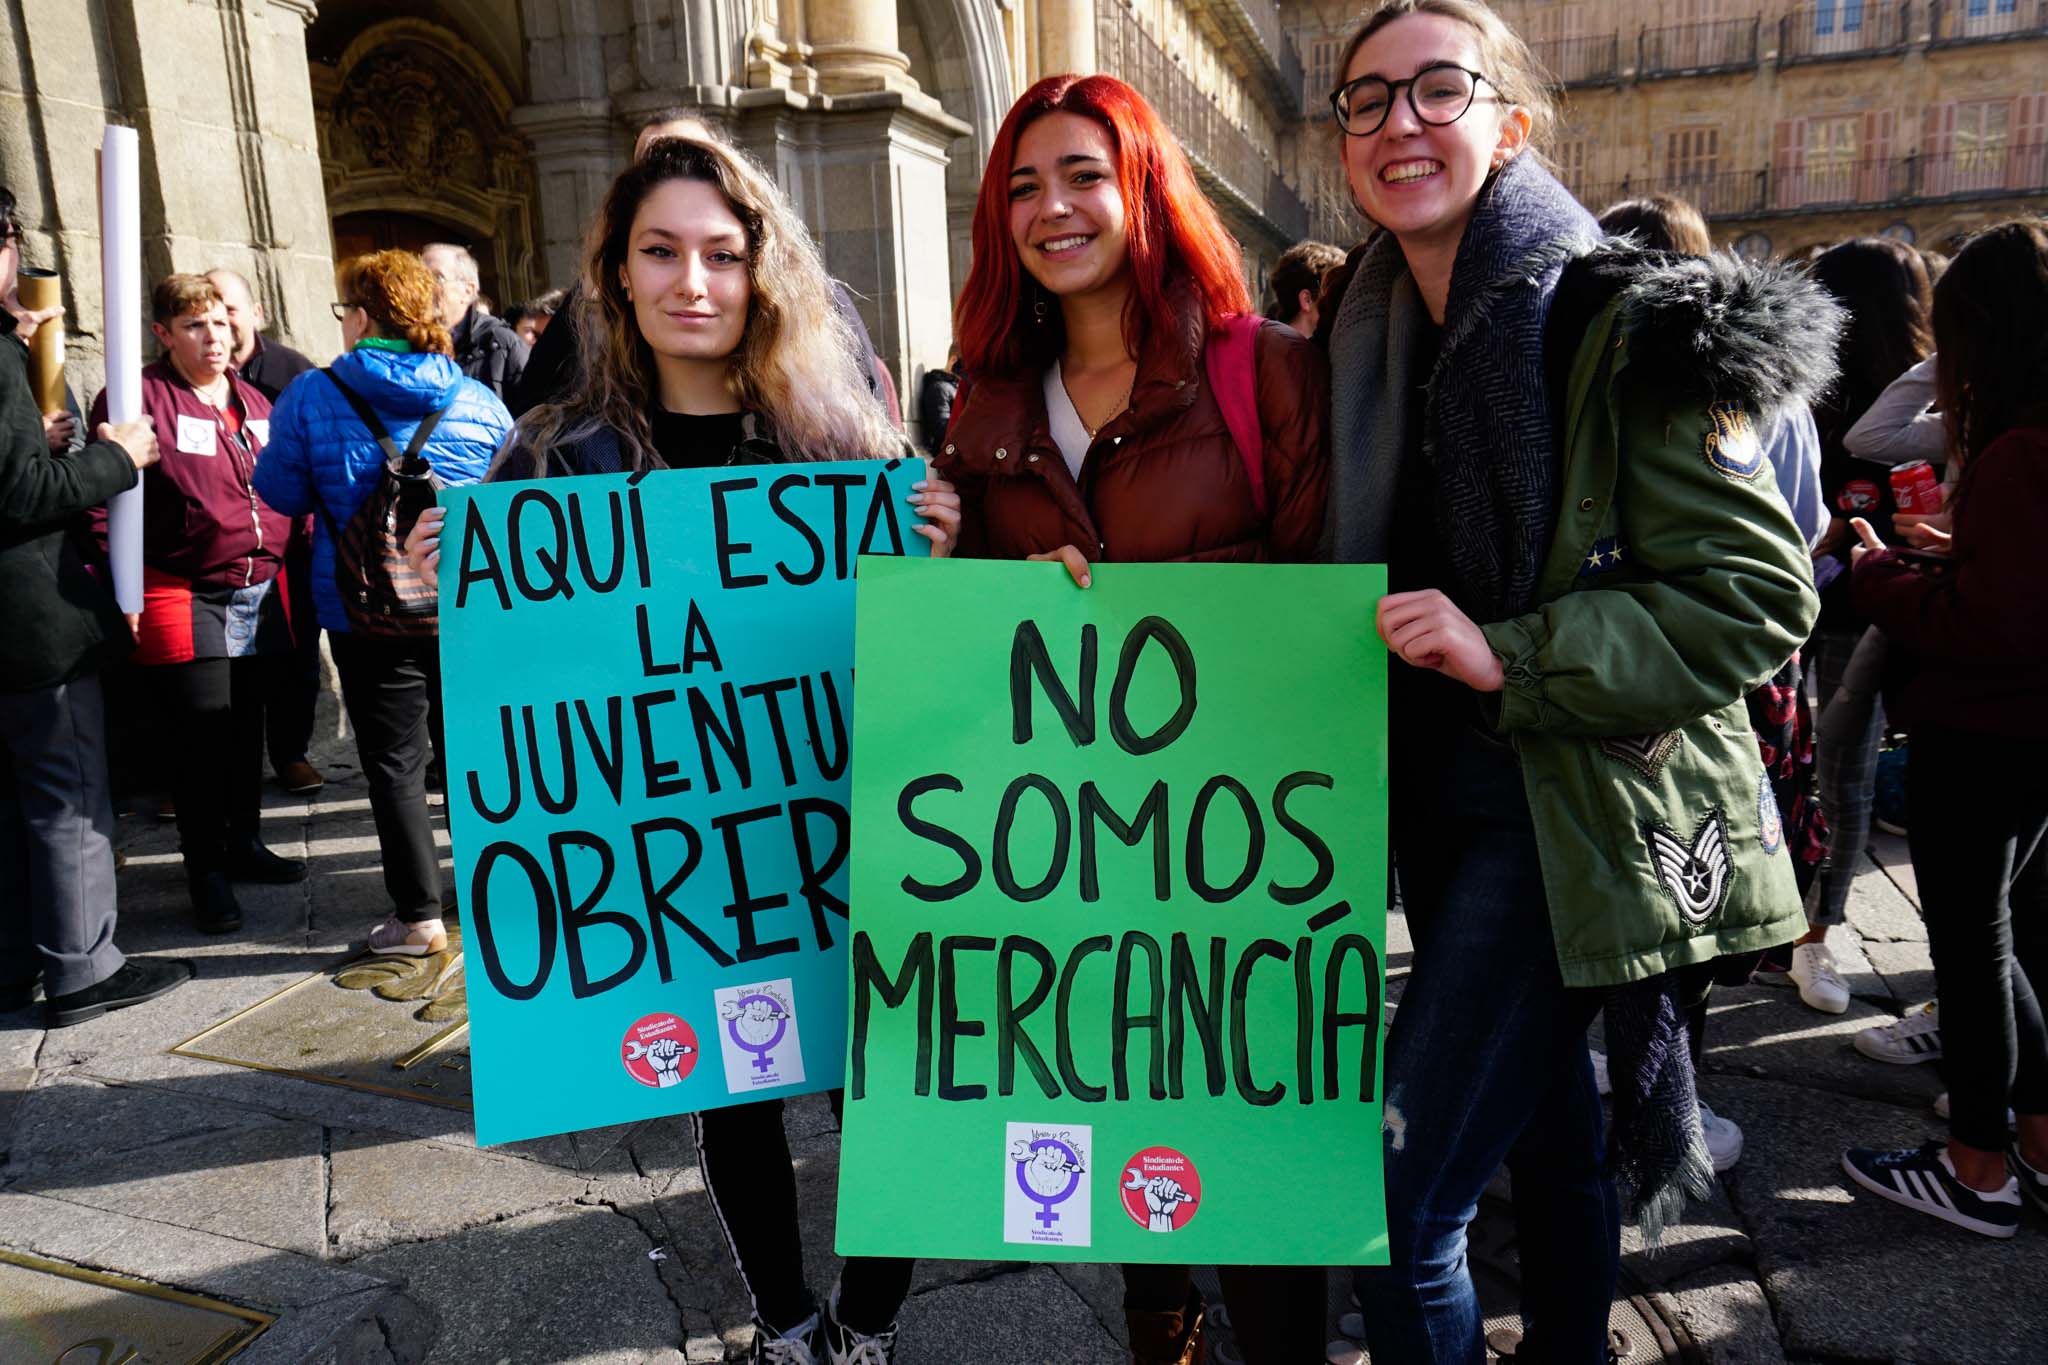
[323,366,453,471]
[321,367,402,463]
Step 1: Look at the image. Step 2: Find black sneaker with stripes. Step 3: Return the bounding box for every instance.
[1842,1140,2021,1238]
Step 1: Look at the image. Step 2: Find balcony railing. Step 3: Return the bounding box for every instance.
[1918,140,2048,196]
[1096,4,1311,242]
[1930,0,2048,42]
[1768,154,1916,208]
[1778,1,1912,61]
[1576,142,2048,220]
[1639,17,1760,74]
[1532,33,1623,85]
[1185,0,1306,114]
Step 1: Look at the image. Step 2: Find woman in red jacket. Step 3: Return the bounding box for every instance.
[936,73,1329,1365]
[1842,220,2048,1236]
[90,274,306,935]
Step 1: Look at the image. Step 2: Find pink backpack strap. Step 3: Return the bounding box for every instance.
[1204,313,1266,519]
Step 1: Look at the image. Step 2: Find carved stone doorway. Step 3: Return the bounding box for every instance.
[312,16,540,312]
[332,209,510,311]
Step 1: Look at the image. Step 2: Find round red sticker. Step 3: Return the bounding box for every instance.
[621,1013,699,1089]
[1120,1146,1201,1233]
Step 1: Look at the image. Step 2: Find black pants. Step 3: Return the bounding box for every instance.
[1910,724,2048,1151]
[690,1095,913,1335]
[151,655,276,874]
[265,544,322,772]
[1121,1263,1327,1362]
[330,632,443,920]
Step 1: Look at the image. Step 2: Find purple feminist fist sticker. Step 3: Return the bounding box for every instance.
[713,980,807,1093]
[722,992,789,1073]
[1012,1137,1085,1229]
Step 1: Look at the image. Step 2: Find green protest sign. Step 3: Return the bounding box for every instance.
[836,558,1389,1265]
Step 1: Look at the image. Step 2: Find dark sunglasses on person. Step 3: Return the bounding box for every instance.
[1329,63,1490,138]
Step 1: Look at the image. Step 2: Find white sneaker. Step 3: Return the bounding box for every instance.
[1589,1048,1612,1097]
[1788,942,1851,1014]
[1856,1002,1942,1064]
[1699,1102,1744,1172]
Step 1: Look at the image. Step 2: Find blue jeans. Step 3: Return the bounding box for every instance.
[1354,727,1619,1363]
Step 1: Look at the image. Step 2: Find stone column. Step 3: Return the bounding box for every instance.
[734,90,971,449]
[508,101,622,289]
[1035,0,1096,77]
[806,0,919,94]
[0,0,338,395]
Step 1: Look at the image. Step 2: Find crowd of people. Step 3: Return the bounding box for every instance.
[2,0,2043,1360]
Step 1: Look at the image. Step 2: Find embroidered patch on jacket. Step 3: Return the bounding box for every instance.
[1599,731,1683,779]
[1578,535,1629,578]
[1645,810,1734,928]
[1702,402,1765,482]
[1758,774,1784,856]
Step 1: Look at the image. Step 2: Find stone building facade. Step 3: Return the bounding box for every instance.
[1289,0,2048,258]
[1496,0,2048,254]
[0,0,1322,435]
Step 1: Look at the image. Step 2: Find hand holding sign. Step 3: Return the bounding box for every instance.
[407,504,445,589]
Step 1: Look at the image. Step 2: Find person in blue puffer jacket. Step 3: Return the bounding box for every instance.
[253,249,511,957]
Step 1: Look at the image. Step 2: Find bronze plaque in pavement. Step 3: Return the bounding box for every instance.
[170,929,473,1110]
[0,1249,273,1363]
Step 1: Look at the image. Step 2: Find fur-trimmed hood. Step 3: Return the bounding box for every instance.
[1568,240,1846,411]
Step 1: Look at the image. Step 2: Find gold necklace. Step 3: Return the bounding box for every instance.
[1070,364,1136,438]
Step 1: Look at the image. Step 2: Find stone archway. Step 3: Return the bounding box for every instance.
[311,17,542,307]
[896,0,1012,304]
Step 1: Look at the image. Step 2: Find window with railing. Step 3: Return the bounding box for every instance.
[1805,115,1861,200]
[1665,125,1722,184]
[1307,33,1344,106]
[1814,0,1867,36]
[1554,137,1593,198]
[1781,0,1908,59]
[1932,0,2044,41]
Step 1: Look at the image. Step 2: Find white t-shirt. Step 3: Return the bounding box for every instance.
[1043,362,1091,480]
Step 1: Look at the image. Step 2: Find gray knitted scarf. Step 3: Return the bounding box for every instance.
[1327,157,1716,1240]
[1326,153,1599,621]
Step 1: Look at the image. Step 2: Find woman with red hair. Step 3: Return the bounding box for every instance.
[937,73,1330,1364]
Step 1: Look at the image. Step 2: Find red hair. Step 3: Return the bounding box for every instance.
[953,74,1252,379]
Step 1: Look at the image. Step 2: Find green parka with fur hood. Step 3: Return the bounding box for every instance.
[1323,230,1840,989]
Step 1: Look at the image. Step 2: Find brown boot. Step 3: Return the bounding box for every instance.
[1125,1286,1206,1365]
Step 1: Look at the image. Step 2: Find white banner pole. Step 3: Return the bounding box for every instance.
[100,125,144,615]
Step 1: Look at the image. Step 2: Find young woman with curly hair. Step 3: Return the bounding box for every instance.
[408,135,957,1365]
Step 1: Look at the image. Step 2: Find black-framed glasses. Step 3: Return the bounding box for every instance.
[1330,63,1489,137]
[330,300,358,320]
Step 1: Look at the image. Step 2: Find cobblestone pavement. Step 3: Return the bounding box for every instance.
[2,704,2043,1363]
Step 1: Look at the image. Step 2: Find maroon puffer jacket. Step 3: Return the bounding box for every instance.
[90,360,298,590]
[938,284,1329,564]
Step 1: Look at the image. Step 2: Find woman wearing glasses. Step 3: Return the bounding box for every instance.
[1318,2,1837,1356]
[254,251,511,957]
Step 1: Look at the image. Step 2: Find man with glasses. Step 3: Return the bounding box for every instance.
[421,242,528,403]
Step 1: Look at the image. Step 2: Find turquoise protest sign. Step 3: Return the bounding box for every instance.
[438,459,927,1145]
[837,558,1390,1265]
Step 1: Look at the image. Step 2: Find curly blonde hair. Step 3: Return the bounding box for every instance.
[338,251,453,355]
[511,138,898,473]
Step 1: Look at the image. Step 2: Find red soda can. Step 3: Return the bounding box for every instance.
[1890,461,1941,514]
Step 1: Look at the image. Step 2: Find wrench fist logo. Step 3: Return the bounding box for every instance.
[621,1013,699,1089]
[1119,1147,1202,1233]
